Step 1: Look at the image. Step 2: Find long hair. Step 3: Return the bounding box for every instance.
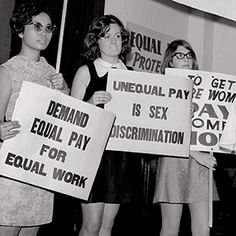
[160,39,198,74]
[83,14,131,62]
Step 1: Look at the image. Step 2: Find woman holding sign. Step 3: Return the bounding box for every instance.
[153,39,218,236]
[71,15,140,236]
[0,1,69,236]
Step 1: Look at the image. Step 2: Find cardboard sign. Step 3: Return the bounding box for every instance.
[105,69,193,157]
[0,82,115,200]
[126,22,174,73]
[166,68,236,152]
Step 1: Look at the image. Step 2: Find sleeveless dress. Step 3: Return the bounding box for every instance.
[83,60,140,203]
[153,155,219,203]
[0,55,69,226]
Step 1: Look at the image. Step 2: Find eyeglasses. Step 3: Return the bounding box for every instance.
[172,52,194,60]
[28,22,56,34]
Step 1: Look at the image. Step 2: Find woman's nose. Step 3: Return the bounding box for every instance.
[111,36,117,44]
[183,56,189,62]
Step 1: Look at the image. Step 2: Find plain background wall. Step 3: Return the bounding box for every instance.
[104,0,236,76]
[212,17,236,75]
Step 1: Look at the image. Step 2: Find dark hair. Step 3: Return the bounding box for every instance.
[160,39,198,74]
[10,0,54,35]
[83,14,131,61]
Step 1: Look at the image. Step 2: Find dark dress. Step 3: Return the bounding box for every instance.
[84,61,140,203]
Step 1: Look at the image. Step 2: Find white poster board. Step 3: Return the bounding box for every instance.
[0,82,115,200]
[126,22,174,73]
[166,68,236,152]
[105,69,193,157]
[171,0,236,22]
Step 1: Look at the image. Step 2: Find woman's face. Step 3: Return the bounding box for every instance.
[170,46,193,69]
[98,23,122,61]
[20,12,54,52]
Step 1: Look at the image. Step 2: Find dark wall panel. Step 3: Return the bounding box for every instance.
[0,0,15,64]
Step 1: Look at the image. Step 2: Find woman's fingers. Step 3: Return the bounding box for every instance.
[0,121,21,140]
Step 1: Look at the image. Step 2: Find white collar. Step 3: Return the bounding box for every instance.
[94,58,127,77]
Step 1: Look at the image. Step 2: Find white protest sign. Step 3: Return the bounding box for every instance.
[171,0,236,22]
[126,22,174,73]
[105,69,193,157]
[166,68,236,152]
[219,102,236,153]
[0,81,115,200]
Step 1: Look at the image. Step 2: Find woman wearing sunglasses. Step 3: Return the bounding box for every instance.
[153,39,218,236]
[0,1,69,235]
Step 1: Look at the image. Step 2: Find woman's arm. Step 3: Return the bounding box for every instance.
[0,66,20,140]
[71,65,111,106]
[190,151,217,170]
[71,65,90,100]
[0,66,12,122]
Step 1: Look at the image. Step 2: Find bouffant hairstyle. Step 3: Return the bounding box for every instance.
[160,39,198,74]
[83,14,131,61]
[10,0,54,35]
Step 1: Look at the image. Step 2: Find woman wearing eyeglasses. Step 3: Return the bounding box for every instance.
[153,39,218,236]
[0,1,69,236]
